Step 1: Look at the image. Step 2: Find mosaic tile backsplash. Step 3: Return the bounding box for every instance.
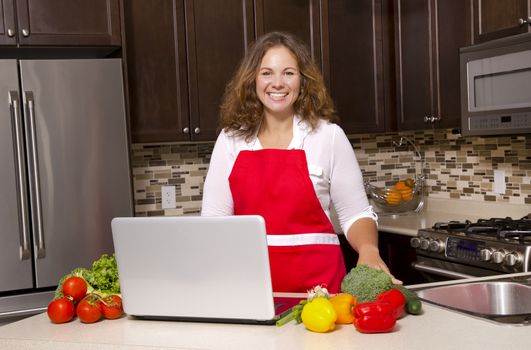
[131,129,530,216]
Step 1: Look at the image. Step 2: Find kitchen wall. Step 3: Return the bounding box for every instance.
[131,128,530,216]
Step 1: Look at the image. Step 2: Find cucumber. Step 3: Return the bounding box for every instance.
[396,285,422,315]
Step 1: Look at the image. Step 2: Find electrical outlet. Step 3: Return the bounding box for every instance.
[493,170,506,194]
[161,185,176,209]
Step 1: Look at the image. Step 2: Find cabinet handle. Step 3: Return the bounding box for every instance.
[7,28,15,37]
[194,127,200,134]
[423,115,440,123]
[183,127,190,134]
[21,29,30,37]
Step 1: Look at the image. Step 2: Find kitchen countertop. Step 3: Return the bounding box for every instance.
[1,273,531,350]
[2,199,529,349]
[374,197,530,236]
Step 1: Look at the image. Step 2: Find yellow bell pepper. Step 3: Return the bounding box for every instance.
[301,297,337,333]
[329,293,357,324]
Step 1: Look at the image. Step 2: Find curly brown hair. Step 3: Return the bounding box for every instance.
[219,31,338,140]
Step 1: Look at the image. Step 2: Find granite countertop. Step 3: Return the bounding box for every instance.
[1,273,531,350]
[373,198,530,236]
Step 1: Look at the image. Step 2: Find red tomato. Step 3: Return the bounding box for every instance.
[62,276,88,301]
[47,297,75,324]
[76,296,102,323]
[101,294,124,320]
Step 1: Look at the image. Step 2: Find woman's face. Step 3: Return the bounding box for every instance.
[255,45,301,119]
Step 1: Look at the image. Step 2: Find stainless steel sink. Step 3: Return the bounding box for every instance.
[416,281,531,325]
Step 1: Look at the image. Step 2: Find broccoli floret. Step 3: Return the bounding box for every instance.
[340,264,394,303]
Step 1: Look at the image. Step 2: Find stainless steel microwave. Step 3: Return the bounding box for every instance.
[460,33,531,136]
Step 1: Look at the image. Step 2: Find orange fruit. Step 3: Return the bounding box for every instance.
[386,190,402,205]
[399,188,413,201]
[394,181,408,190]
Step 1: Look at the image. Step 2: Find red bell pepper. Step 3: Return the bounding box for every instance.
[352,302,397,333]
[353,313,396,333]
[375,288,406,319]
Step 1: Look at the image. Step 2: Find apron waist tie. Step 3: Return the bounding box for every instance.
[267,233,340,246]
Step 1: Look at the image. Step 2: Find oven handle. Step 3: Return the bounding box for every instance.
[412,261,475,279]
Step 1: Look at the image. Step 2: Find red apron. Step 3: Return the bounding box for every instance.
[228,149,346,293]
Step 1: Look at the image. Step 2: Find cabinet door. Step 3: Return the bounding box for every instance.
[379,232,426,285]
[0,0,17,45]
[185,0,254,141]
[326,0,390,134]
[394,0,433,131]
[14,0,120,46]
[474,0,530,43]
[125,0,189,143]
[394,0,470,131]
[436,0,471,129]
[254,0,322,68]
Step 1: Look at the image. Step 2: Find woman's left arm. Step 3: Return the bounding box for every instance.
[345,218,401,284]
[328,125,401,283]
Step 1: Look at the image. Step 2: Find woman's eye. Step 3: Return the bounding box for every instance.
[261,71,271,76]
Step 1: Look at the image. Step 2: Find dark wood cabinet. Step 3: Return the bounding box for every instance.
[325,0,393,134]
[125,0,253,143]
[124,0,188,142]
[379,231,425,285]
[473,0,531,43]
[393,0,471,131]
[185,0,254,141]
[340,231,426,285]
[0,0,16,45]
[254,0,322,68]
[339,234,359,273]
[0,0,120,46]
[124,0,478,142]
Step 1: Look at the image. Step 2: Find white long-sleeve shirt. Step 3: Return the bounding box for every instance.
[201,115,377,238]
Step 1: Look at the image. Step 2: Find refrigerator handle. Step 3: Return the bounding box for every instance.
[9,91,31,261]
[23,91,46,259]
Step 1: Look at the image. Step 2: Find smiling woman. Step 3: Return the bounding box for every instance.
[217,31,337,141]
[202,31,398,293]
[255,46,301,148]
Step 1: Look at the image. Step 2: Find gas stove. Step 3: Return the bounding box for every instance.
[411,215,531,277]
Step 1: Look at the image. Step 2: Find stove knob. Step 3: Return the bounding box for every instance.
[479,248,493,262]
[504,252,520,267]
[429,239,444,253]
[419,238,430,250]
[410,237,421,248]
[492,250,506,264]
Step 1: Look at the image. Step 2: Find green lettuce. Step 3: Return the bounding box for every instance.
[54,254,120,299]
[83,254,120,296]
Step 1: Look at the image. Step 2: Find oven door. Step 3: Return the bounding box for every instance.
[412,256,502,282]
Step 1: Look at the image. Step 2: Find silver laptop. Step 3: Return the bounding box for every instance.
[111,215,302,325]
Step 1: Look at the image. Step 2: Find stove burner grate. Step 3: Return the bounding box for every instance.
[432,215,531,243]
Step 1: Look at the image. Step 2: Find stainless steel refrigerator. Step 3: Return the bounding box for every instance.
[0,59,133,319]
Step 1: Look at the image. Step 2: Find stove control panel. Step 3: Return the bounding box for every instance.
[446,237,486,261]
[412,230,527,272]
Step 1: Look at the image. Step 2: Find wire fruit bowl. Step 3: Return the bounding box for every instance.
[365,176,425,214]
